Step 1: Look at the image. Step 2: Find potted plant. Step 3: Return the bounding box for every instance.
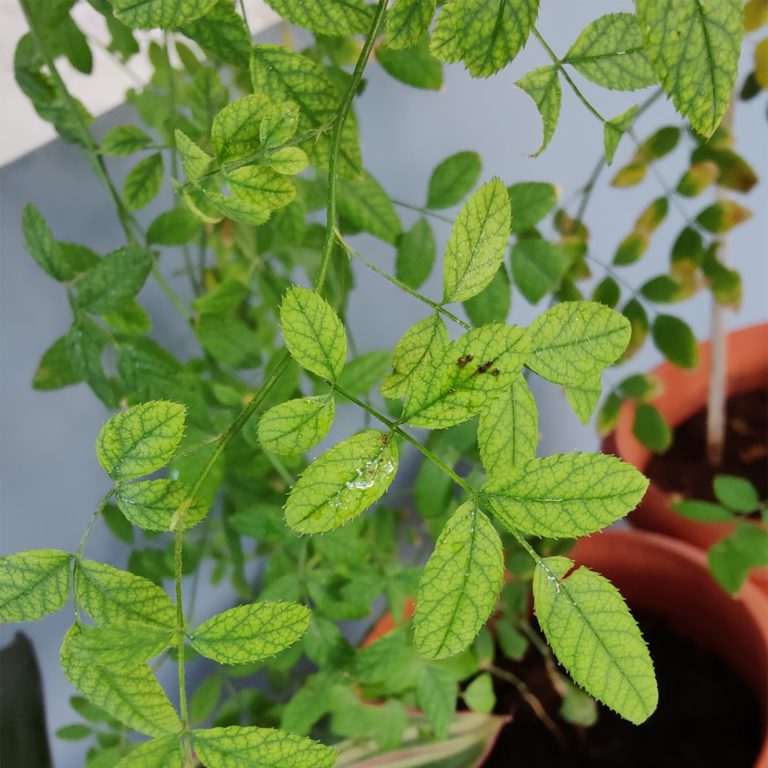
[0,1,761,767]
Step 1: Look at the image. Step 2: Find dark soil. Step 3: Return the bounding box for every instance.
[479,612,762,768]
[646,389,767,504]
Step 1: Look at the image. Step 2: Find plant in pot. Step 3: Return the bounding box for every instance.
[0,1,761,768]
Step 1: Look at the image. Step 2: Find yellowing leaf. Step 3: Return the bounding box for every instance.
[115,479,209,532]
[225,166,295,210]
[193,726,336,768]
[477,374,538,477]
[280,286,347,381]
[211,94,271,163]
[96,401,186,481]
[113,0,218,28]
[483,453,648,537]
[443,179,511,303]
[63,621,173,667]
[517,66,561,155]
[60,626,180,737]
[0,549,72,622]
[257,395,335,456]
[413,503,504,659]
[191,602,311,664]
[636,0,743,136]
[285,430,398,534]
[533,557,658,724]
[526,302,630,386]
[175,129,213,182]
[265,0,373,35]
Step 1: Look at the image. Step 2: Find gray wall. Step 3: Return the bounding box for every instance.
[1,3,766,764]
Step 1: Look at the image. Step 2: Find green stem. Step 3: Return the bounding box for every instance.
[317,0,389,292]
[75,488,115,562]
[391,198,455,225]
[334,229,471,330]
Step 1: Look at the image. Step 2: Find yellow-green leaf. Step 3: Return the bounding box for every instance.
[265,0,373,35]
[477,374,538,477]
[211,94,271,163]
[533,556,657,724]
[285,430,398,534]
[604,105,639,164]
[175,129,212,182]
[386,0,437,50]
[116,735,183,768]
[96,401,186,481]
[60,626,180,737]
[113,0,218,28]
[191,602,311,665]
[413,503,504,659]
[280,286,347,381]
[443,178,511,303]
[115,479,209,532]
[0,549,72,622]
[257,395,335,456]
[124,153,163,211]
[484,453,648,537]
[517,66,561,155]
[635,0,743,136]
[526,302,630,386]
[225,166,295,210]
[193,726,336,768]
[63,621,173,667]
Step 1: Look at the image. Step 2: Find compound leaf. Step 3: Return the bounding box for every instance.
[191,602,311,665]
[484,453,648,537]
[0,549,72,622]
[284,431,398,534]
[96,401,187,481]
[413,503,504,659]
[533,556,657,724]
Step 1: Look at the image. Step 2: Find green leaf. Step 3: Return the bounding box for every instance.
[377,38,443,91]
[386,0,437,50]
[507,181,558,232]
[477,374,537,477]
[526,302,630,386]
[713,475,760,513]
[404,323,530,428]
[259,101,299,149]
[265,147,309,176]
[56,724,91,740]
[77,246,153,313]
[337,171,401,244]
[211,94,271,163]
[417,666,457,739]
[413,503,504,659]
[484,453,648,537]
[533,556,657,724]
[123,153,163,210]
[597,392,623,436]
[516,66,561,155]
[463,266,511,326]
[105,300,152,336]
[250,45,361,176]
[564,13,655,90]
[265,0,372,34]
[564,377,603,425]
[560,680,598,727]
[115,735,182,768]
[63,622,173,667]
[180,1,251,69]
[113,0,218,28]
[426,151,482,209]
[396,218,436,290]
[285,430,398,534]
[147,209,199,246]
[696,200,752,233]
[175,130,212,182]
[0,550,72,622]
[443,178,511,303]
[190,675,222,725]
[380,314,449,400]
[75,560,176,627]
[103,503,134,544]
[635,0,743,136]
[619,373,661,401]
[22,204,70,282]
[60,626,180,737]
[463,672,495,713]
[257,395,335,456]
[101,125,152,156]
[191,602,310,665]
[632,403,672,452]
[511,238,571,304]
[280,286,347,381]
[33,336,82,391]
[96,401,187,481]
[621,298,648,361]
[337,351,392,397]
[192,279,248,314]
[672,500,734,523]
[115,479,208,532]
[651,315,698,368]
[604,105,639,164]
[430,0,540,78]
[193,726,336,768]
[708,525,768,595]
[65,317,115,407]
[225,166,295,210]
[592,276,621,309]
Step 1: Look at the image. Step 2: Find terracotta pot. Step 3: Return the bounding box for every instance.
[365,529,768,766]
[604,323,768,593]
